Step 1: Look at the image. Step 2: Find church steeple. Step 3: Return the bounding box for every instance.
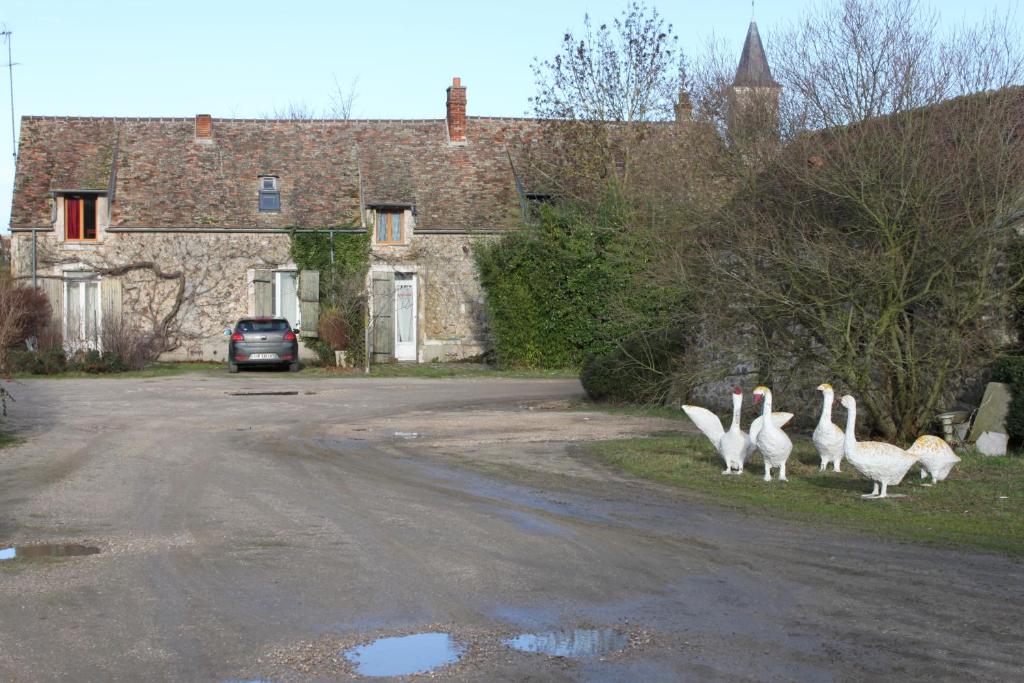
[733,21,778,88]
[728,20,781,148]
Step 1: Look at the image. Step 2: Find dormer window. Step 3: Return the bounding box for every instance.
[65,196,98,241]
[259,176,280,212]
[375,210,404,245]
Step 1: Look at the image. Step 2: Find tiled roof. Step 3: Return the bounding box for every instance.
[11,115,543,230]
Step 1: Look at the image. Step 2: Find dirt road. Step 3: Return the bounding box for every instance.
[1,374,1021,681]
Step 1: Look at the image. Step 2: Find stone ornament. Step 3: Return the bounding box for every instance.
[907,435,961,484]
[840,395,920,498]
[976,431,1009,457]
[683,388,793,475]
[813,383,845,472]
[752,386,793,482]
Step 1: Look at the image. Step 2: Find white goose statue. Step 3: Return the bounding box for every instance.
[683,388,794,475]
[752,386,793,482]
[812,383,845,472]
[907,435,961,485]
[839,395,920,498]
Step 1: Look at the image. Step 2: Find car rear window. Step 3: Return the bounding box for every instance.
[238,320,290,333]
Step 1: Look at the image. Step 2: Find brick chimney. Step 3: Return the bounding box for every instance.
[446,77,467,143]
[195,114,213,141]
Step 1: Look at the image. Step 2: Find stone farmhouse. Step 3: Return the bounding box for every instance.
[8,22,778,365]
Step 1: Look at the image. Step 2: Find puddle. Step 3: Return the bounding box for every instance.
[343,632,463,677]
[227,391,299,397]
[394,431,420,439]
[504,628,629,658]
[0,544,101,561]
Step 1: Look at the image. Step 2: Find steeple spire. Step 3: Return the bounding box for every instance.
[733,21,778,88]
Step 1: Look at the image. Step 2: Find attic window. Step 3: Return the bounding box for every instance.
[375,210,404,245]
[259,176,280,212]
[65,196,98,241]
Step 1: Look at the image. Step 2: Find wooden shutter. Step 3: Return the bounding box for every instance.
[371,272,395,362]
[38,278,64,329]
[253,269,273,316]
[298,269,319,337]
[101,277,122,328]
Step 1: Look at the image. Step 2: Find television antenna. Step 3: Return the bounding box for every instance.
[1,25,17,163]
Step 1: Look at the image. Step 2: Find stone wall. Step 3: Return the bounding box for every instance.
[12,229,297,362]
[368,231,498,361]
[13,226,500,364]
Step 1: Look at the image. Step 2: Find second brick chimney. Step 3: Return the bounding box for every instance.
[446,77,467,143]
[195,114,213,142]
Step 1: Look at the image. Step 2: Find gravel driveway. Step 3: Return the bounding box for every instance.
[0,373,1021,681]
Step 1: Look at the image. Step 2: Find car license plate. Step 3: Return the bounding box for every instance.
[249,353,278,360]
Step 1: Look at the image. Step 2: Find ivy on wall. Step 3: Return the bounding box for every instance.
[289,228,370,367]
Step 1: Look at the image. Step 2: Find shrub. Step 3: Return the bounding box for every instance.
[581,328,689,404]
[0,275,53,372]
[991,356,1024,444]
[318,308,351,350]
[301,337,334,366]
[100,316,161,371]
[7,346,67,375]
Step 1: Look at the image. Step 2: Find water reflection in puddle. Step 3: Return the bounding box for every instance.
[343,632,463,677]
[504,628,629,658]
[0,544,101,561]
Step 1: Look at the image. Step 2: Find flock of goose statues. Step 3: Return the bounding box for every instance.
[683,384,962,499]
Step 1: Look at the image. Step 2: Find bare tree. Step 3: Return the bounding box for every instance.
[698,0,1024,441]
[527,2,688,202]
[328,75,359,120]
[264,75,360,120]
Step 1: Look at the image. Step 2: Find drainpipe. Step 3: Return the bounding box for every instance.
[31,229,37,288]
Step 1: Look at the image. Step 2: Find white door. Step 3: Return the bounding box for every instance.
[394,274,417,361]
[274,271,299,328]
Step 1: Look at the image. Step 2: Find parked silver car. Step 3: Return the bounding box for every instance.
[228,317,299,373]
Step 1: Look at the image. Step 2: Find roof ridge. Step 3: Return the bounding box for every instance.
[21,115,542,124]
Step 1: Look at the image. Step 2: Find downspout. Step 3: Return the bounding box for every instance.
[356,143,371,374]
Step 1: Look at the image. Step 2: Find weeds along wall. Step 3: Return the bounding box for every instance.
[475,201,675,369]
[289,230,370,367]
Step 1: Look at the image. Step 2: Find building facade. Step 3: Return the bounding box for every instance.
[9,79,541,363]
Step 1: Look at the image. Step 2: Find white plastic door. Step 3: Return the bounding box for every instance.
[394,274,416,361]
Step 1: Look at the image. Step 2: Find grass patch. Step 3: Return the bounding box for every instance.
[11,362,218,380]
[584,434,1024,555]
[0,431,23,449]
[298,363,579,380]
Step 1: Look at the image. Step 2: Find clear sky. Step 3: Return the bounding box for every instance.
[1,0,1021,232]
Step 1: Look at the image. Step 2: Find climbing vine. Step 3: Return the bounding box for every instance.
[289,228,371,367]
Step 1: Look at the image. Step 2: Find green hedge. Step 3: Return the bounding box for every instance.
[475,199,675,369]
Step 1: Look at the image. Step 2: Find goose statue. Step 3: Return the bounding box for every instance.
[839,395,920,498]
[907,435,961,485]
[752,386,793,482]
[812,383,845,472]
[683,388,794,475]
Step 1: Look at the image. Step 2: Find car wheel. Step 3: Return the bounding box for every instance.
[288,361,300,373]
[228,362,239,374]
